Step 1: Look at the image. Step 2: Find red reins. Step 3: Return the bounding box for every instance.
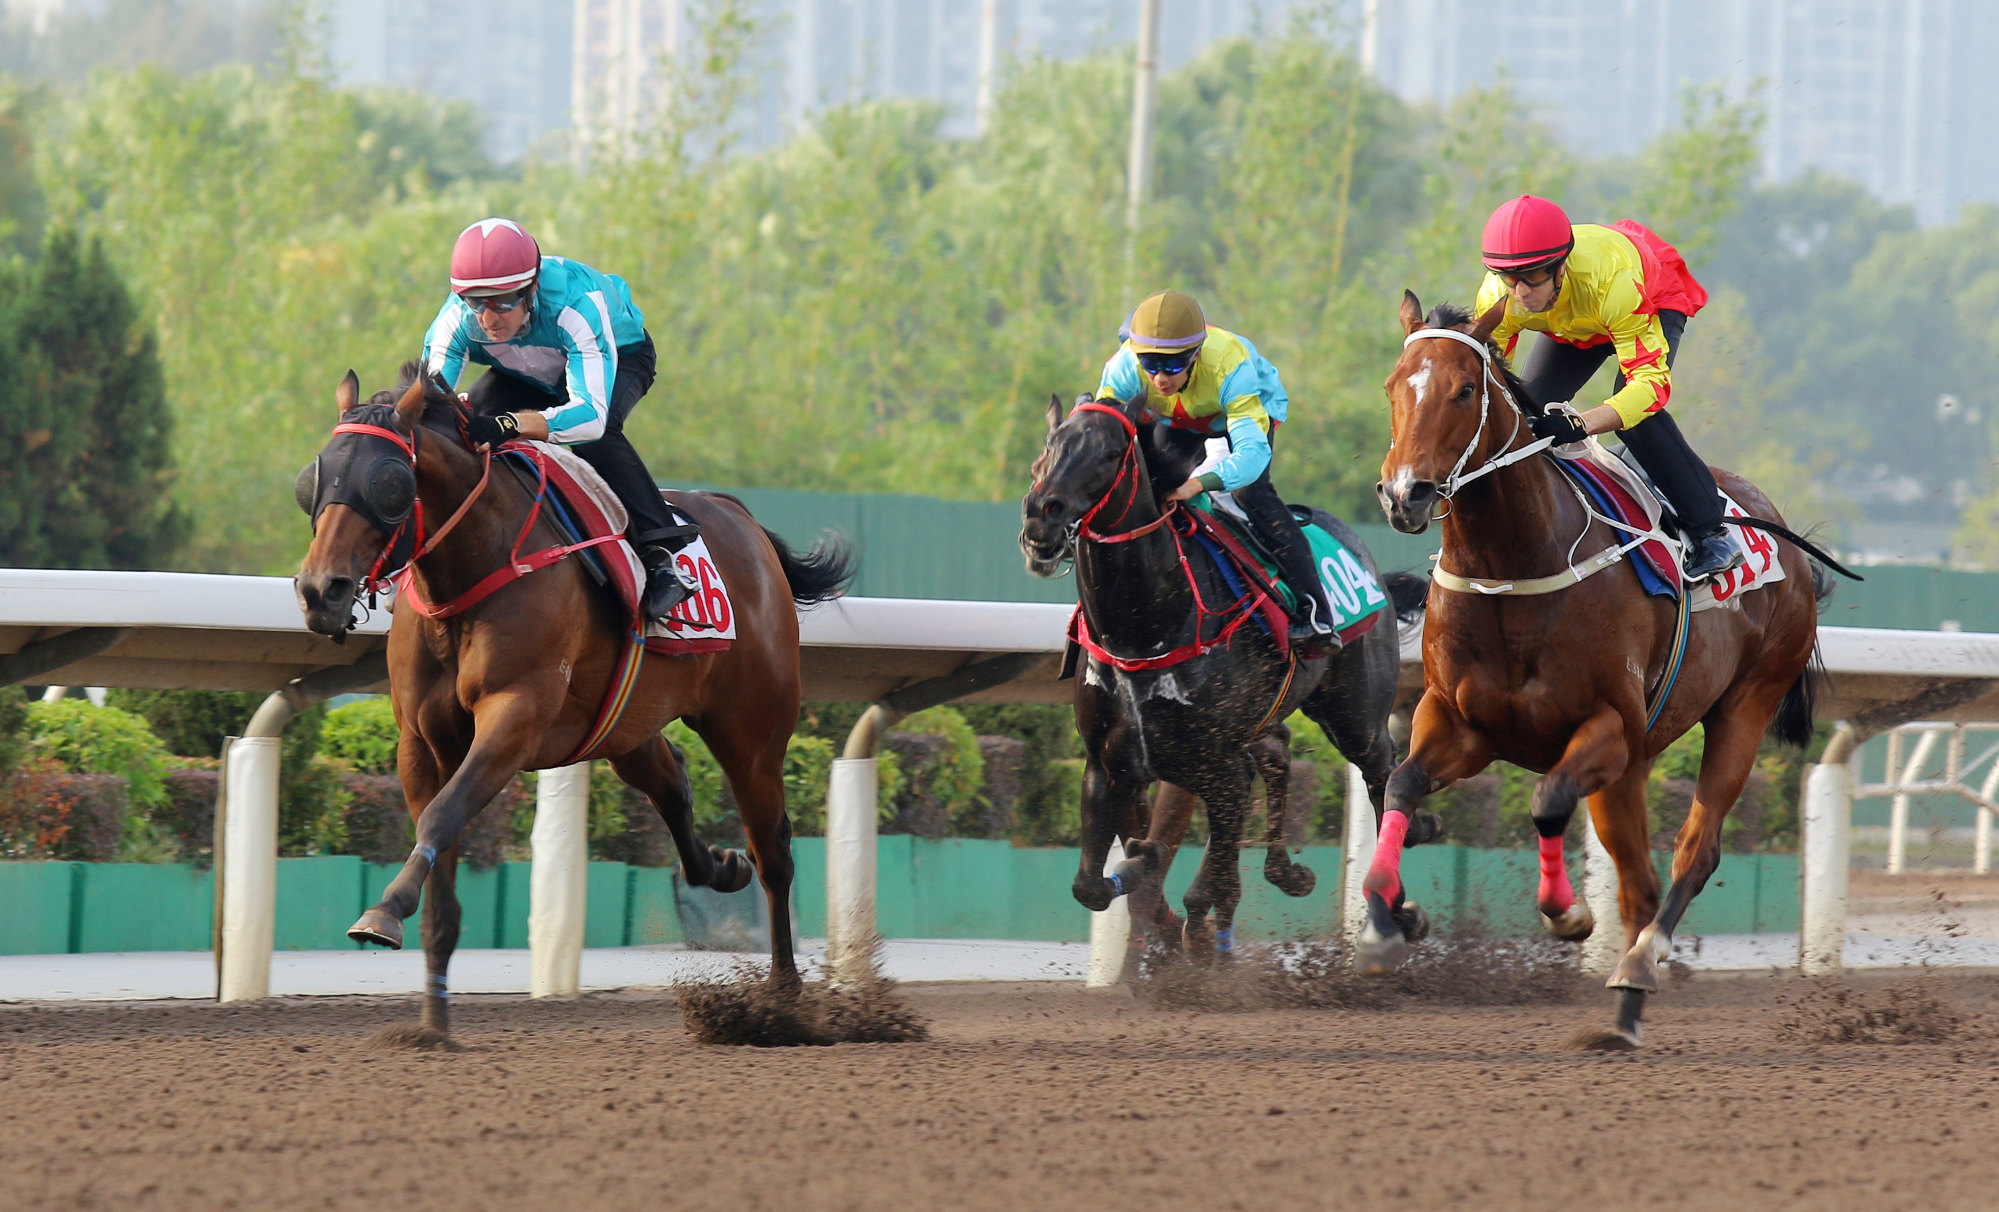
[1069,402,1179,542]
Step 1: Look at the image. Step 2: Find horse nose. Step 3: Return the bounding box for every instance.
[1377,478,1439,534]
[1039,498,1067,520]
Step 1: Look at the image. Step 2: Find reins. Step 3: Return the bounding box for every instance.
[1069,402,1180,543]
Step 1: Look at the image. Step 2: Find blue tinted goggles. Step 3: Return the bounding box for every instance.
[1136,348,1199,376]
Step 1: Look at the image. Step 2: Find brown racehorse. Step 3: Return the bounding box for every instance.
[293,366,852,1037]
[1370,294,1829,1049]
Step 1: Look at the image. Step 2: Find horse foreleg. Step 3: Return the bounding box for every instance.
[351,696,542,949]
[1179,753,1252,961]
[1073,754,1144,912]
[1530,705,1630,940]
[1128,782,1194,944]
[419,846,462,1032]
[1358,692,1488,975]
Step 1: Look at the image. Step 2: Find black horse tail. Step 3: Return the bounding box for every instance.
[1772,643,1827,750]
[1383,570,1429,623]
[764,527,857,606]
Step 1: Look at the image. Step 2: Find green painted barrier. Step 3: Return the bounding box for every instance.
[0,843,1802,954]
[75,864,211,952]
[0,862,78,956]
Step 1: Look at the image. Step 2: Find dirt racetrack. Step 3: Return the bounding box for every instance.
[2,969,1996,1212]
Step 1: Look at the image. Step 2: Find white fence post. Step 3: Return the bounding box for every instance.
[1580,809,1623,976]
[826,757,879,983]
[1340,763,1376,949]
[217,736,279,1002]
[1801,759,1853,975]
[1085,838,1130,987]
[1887,728,1939,874]
[529,763,590,998]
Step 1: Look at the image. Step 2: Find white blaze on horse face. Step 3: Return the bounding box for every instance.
[1407,358,1433,408]
[1388,465,1417,505]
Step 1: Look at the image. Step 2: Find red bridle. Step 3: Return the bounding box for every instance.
[1066,402,1177,543]
[326,410,493,605]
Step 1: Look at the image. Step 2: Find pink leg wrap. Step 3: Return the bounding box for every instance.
[1363,810,1410,904]
[1537,834,1574,915]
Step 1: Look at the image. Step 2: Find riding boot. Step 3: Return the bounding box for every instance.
[571,430,701,622]
[1235,478,1341,654]
[1618,410,1744,582]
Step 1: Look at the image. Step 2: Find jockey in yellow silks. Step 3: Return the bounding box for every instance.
[1096,290,1340,651]
[1474,195,1745,581]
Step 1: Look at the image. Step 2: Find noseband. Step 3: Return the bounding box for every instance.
[1400,327,1553,502]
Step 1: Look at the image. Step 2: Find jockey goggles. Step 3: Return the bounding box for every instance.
[466,288,530,314]
[1136,347,1200,376]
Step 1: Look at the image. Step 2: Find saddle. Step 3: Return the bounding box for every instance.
[496,441,735,655]
[1548,439,1786,611]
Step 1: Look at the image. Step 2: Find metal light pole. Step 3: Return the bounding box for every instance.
[1125,0,1162,259]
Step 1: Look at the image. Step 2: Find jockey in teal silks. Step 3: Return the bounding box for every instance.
[421,217,698,622]
[1095,289,1340,653]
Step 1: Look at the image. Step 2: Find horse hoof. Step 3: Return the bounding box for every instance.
[1561,1024,1642,1053]
[1182,917,1215,962]
[1390,899,1430,942]
[1541,901,1595,942]
[1355,892,1408,975]
[1110,855,1151,892]
[1608,924,1668,992]
[347,908,403,949]
[1265,859,1316,898]
[1405,811,1446,846]
[709,846,755,893]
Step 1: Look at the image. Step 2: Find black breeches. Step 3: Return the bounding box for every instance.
[1234,474,1329,620]
[1516,309,1721,535]
[464,333,676,543]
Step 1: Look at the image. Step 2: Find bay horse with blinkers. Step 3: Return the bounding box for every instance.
[1373,294,1836,1048]
[293,365,852,1037]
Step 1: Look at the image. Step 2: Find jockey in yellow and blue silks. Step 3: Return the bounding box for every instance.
[421,217,698,621]
[1096,290,1339,651]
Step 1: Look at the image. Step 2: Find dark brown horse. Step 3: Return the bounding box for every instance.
[293,366,851,1036]
[1371,295,1827,1049]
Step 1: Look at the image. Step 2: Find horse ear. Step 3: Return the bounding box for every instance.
[1399,290,1424,336]
[335,370,360,415]
[394,374,426,423]
[1472,297,1507,343]
[1046,394,1062,432]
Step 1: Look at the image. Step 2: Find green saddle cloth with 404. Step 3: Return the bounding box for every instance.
[1189,496,1393,633]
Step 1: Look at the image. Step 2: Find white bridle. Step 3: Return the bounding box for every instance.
[1399,326,1554,499]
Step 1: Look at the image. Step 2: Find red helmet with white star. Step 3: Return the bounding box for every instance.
[449,218,541,296]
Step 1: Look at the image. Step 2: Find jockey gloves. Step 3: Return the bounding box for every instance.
[1482,195,1574,273]
[1123,289,1208,353]
[465,411,522,449]
[451,218,541,296]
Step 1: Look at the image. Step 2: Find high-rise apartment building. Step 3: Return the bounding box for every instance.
[1364,0,1999,224]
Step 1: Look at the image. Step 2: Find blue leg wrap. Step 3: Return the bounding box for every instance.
[1214,928,1234,953]
[426,973,448,1000]
[1106,871,1124,898]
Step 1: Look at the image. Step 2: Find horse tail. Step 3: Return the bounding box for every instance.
[1383,570,1429,623]
[1772,643,1826,750]
[764,526,857,606]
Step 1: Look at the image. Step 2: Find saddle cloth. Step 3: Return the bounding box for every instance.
[503,441,735,654]
[1551,439,1787,612]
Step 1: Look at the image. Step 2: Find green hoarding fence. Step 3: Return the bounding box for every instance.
[0,843,1797,956]
[688,483,1996,631]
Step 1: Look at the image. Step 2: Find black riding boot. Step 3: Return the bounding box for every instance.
[1618,410,1743,582]
[1234,477,1341,654]
[572,431,700,621]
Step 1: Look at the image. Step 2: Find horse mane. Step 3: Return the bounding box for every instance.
[1424,301,1540,413]
[367,359,465,433]
[1139,419,1207,493]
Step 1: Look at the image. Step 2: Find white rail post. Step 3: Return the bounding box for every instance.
[217,736,279,1002]
[530,763,590,998]
[1978,754,1998,877]
[826,757,880,983]
[1888,727,1939,874]
[1800,725,1858,976]
[1340,763,1376,948]
[1580,809,1622,976]
[1085,837,1130,988]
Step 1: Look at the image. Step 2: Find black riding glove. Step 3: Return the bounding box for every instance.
[1529,411,1589,445]
[465,411,522,449]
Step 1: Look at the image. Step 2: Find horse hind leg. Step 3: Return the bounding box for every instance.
[1251,727,1316,898]
[611,732,752,896]
[682,716,803,989]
